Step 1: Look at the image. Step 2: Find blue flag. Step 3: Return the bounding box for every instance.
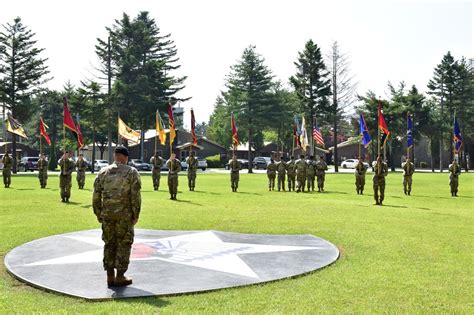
[359,114,371,147]
[407,115,413,148]
[454,117,463,152]
[294,115,301,135]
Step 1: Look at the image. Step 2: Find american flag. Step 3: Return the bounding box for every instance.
[312,124,324,146]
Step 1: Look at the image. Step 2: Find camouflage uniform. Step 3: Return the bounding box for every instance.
[186,155,198,191]
[295,158,307,192]
[150,156,163,191]
[93,162,141,273]
[167,159,182,199]
[266,161,277,191]
[402,161,415,195]
[276,161,287,191]
[315,159,328,192]
[59,157,75,202]
[354,161,367,194]
[306,159,316,191]
[229,159,240,192]
[373,161,388,205]
[2,154,13,188]
[76,159,87,189]
[449,162,461,196]
[38,157,48,188]
[286,159,296,191]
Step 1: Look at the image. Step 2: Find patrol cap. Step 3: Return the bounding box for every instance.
[115,146,129,157]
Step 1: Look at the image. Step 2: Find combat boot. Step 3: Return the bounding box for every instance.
[107,268,115,286]
[360,189,363,195]
[115,270,132,286]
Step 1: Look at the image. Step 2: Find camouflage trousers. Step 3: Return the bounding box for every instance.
[306,174,315,191]
[317,174,325,190]
[296,174,306,192]
[188,172,197,189]
[287,174,296,191]
[403,175,413,193]
[449,175,459,193]
[76,171,86,188]
[3,169,11,187]
[102,219,134,271]
[277,174,286,191]
[38,170,48,187]
[355,174,365,193]
[230,172,239,190]
[152,170,161,190]
[168,175,179,196]
[267,174,276,189]
[373,176,385,203]
[59,175,72,199]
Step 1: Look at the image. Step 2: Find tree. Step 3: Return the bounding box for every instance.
[0,17,50,172]
[207,97,232,149]
[195,122,207,137]
[326,41,357,171]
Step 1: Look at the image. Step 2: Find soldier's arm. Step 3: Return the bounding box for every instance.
[177,161,182,172]
[130,170,142,223]
[92,175,103,223]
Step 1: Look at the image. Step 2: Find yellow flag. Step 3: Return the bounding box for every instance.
[156,110,167,145]
[118,117,140,144]
[6,113,28,139]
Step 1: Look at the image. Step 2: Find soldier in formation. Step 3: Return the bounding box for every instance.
[296,154,307,193]
[228,154,240,192]
[402,158,415,195]
[93,146,141,287]
[354,159,367,195]
[372,156,388,205]
[286,156,296,192]
[315,156,328,192]
[306,156,316,192]
[38,153,48,188]
[150,152,163,191]
[75,154,87,189]
[266,158,277,191]
[166,153,181,200]
[448,159,461,197]
[186,151,198,191]
[2,151,13,188]
[276,158,287,191]
[59,151,75,202]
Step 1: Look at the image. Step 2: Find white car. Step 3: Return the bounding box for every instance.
[341,159,369,169]
[197,157,207,171]
[94,160,109,171]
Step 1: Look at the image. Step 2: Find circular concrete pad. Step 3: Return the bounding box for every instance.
[5,229,339,300]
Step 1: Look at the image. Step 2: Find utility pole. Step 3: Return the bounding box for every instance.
[439,75,444,172]
[107,36,113,163]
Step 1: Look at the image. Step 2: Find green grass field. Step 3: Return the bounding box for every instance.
[0,171,473,314]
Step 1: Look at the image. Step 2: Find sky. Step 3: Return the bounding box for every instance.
[1,0,472,126]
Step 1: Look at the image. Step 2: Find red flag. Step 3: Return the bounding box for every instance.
[378,102,390,148]
[231,113,239,147]
[76,119,84,149]
[168,103,176,145]
[191,109,197,145]
[39,117,51,145]
[63,97,78,134]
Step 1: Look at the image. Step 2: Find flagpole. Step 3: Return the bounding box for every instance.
[117,112,121,146]
[407,113,409,161]
[154,110,158,157]
[377,100,381,175]
[40,133,42,156]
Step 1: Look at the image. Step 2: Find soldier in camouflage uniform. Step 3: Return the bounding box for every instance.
[186,151,198,191]
[402,158,415,195]
[93,146,141,287]
[75,154,87,189]
[59,152,75,202]
[306,156,316,192]
[286,156,296,191]
[276,158,287,191]
[37,153,48,188]
[167,153,182,200]
[296,154,307,193]
[373,156,388,205]
[2,152,13,188]
[229,154,240,192]
[448,159,461,197]
[315,156,328,192]
[266,158,277,191]
[150,152,163,191]
[355,159,367,195]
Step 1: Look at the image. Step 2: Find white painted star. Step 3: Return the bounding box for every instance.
[23,231,321,279]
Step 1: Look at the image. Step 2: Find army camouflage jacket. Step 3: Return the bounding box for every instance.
[286,160,297,175]
[228,159,240,173]
[150,156,163,171]
[449,163,461,177]
[38,158,48,171]
[93,162,141,221]
[167,159,182,177]
[306,160,316,176]
[296,159,307,176]
[186,156,198,173]
[2,155,13,169]
[267,162,277,176]
[315,161,328,175]
[373,162,388,178]
[402,162,415,176]
[59,158,75,176]
[76,159,87,172]
[277,161,287,175]
[355,162,367,175]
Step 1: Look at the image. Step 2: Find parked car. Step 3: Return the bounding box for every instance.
[94,160,109,171]
[197,157,208,171]
[180,158,188,171]
[72,157,92,171]
[225,159,249,170]
[0,154,4,170]
[18,157,39,172]
[128,159,152,171]
[252,157,271,170]
[341,159,370,169]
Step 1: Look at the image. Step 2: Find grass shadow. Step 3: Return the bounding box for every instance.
[237,192,262,196]
[65,201,82,205]
[81,205,92,209]
[172,199,203,206]
[380,204,408,208]
[12,188,35,191]
[191,190,221,196]
[322,191,348,195]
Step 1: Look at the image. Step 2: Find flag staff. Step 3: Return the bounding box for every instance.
[407,112,410,161]
[154,110,158,157]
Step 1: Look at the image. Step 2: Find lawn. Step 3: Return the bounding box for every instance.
[0,171,473,314]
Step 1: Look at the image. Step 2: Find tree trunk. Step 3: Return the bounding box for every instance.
[92,129,96,173]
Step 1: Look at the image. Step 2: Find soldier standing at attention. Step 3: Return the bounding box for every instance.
[59,151,75,202]
[166,152,181,200]
[2,152,13,188]
[150,152,163,191]
[355,159,367,195]
[229,154,240,192]
[38,153,48,188]
[266,158,277,191]
[295,154,307,193]
[93,146,141,287]
[75,154,87,189]
[448,159,461,197]
[306,156,316,192]
[286,156,296,192]
[276,158,287,191]
[186,151,198,191]
[402,158,415,195]
[315,156,328,192]
[373,155,388,205]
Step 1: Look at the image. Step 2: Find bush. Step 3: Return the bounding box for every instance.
[419,161,428,168]
[206,154,224,168]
